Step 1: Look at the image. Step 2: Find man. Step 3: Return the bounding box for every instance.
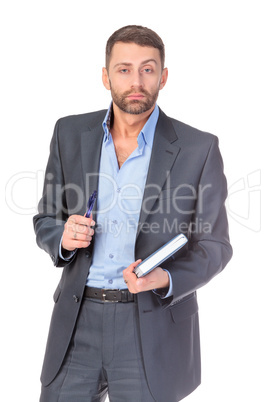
[34,25,232,401]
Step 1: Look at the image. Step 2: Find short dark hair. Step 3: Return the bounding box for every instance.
[105,25,165,71]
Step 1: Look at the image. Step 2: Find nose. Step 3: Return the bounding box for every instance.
[130,70,143,88]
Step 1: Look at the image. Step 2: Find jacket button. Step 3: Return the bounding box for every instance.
[85,251,91,258]
[73,295,80,303]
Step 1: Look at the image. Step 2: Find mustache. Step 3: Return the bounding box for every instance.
[123,88,150,97]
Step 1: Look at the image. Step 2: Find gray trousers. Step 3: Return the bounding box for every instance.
[40,297,155,402]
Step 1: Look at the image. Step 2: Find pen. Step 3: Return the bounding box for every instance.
[85,190,97,218]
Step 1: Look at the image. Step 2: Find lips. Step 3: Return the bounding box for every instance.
[127,93,145,100]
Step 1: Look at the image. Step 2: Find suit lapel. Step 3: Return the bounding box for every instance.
[136,110,181,237]
[80,115,105,215]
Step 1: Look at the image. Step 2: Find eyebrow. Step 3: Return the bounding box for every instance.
[113,59,158,69]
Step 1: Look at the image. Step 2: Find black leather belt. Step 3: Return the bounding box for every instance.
[84,286,136,303]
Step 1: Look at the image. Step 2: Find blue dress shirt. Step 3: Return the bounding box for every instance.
[86,104,159,289]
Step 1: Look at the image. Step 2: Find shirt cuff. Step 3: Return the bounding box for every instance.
[59,236,77,261]
[152,269,173,299]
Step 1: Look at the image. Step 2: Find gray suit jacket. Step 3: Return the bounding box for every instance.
[34,108,232,401]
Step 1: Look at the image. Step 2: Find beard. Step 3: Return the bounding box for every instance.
[109,82,160,115]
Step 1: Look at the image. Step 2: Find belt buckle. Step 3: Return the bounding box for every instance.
[101,289,107,301]
[101,289,119,302]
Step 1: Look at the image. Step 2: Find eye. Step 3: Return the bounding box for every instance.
[143,68,153,73]
[120,68,129,73]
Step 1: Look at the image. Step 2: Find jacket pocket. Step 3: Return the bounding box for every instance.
[170,292,198,323]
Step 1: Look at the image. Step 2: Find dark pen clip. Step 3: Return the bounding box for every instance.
[85,190,97,218]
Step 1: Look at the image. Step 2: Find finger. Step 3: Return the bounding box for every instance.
[127,259,142,273]
[72,232,93,242]
[123,260,141,280]
[65,220,95,238]
[63,223,93,250]
[68,215,95,227]
[74,224,94,236]
[62,235,92,251]
[71,239,92,249]
[76,215,95,227]
[123,259,142,284]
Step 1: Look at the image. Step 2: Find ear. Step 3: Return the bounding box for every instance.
[102,67,111,90]
[159,67,168,90]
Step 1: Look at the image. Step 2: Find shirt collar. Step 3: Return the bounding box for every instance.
[102,102,159,149]
[102,102,113,141]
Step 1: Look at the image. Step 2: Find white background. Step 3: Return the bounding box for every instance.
[1,0,265,401]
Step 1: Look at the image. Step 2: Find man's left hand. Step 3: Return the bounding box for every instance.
[123,260,170,294]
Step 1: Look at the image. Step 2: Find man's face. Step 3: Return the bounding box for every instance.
[102,42,168,115]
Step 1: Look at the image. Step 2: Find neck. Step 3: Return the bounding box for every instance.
[111,103,155,138]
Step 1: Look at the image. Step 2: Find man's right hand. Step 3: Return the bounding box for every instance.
[62,215,95,251]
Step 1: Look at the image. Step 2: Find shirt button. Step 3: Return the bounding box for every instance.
[109,254,114,259]
[117,187,121,193]
[108,279,113,284]
[112,220,118,225]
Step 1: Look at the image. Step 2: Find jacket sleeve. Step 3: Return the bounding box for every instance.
[164,137,233,306]
[33,120,73,267]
